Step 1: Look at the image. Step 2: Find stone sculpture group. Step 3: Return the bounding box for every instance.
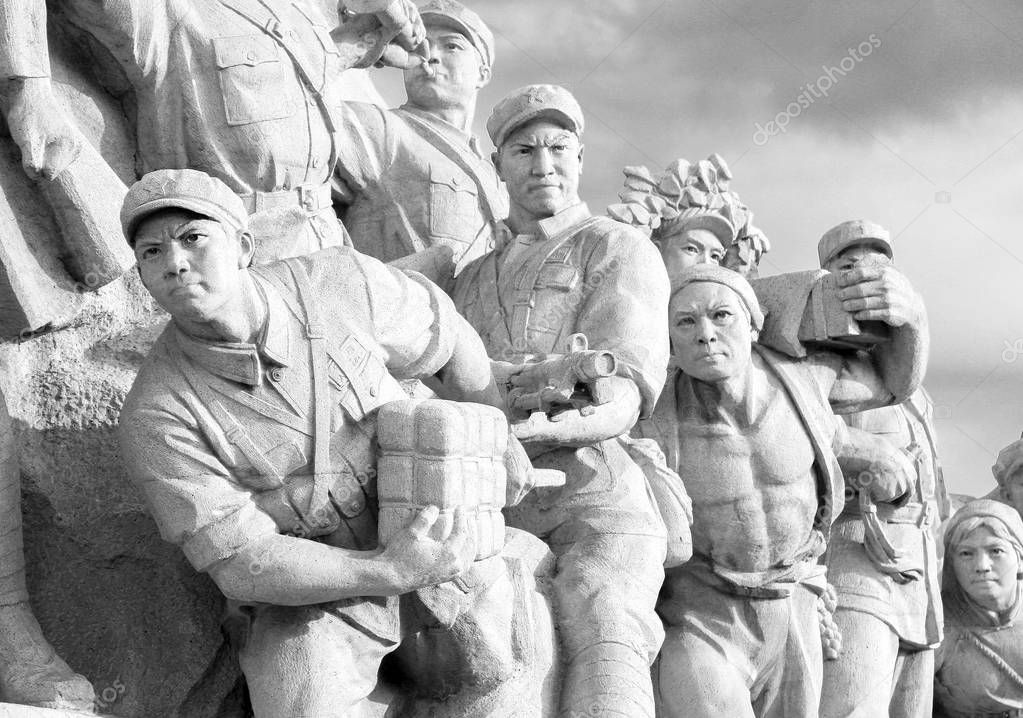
[0,1,1019,717]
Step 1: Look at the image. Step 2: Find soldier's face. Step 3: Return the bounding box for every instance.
[404,24,489,108]
[669,283,754,383]
[951,526,1020,612]
[495,120,584,221]
[660,228,725,281]
[133,209,252,324]
[825,243,891,273]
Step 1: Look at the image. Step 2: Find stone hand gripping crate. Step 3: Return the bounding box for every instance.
[376,399,508,561]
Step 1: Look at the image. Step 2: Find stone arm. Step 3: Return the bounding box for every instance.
[809,266,928,414]
[423,307,502,408]
[511,225,671,446]
[510,377,641,447]
[0,0,82,178]
[829,264,929,410]
[119,400,475,606]
[418,289,542,504]
[209,507,474,605]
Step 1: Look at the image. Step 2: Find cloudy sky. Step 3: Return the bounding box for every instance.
[372,0,1023,496]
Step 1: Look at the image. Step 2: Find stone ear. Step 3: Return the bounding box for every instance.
[237,230,256,268]
[478,63,492,89]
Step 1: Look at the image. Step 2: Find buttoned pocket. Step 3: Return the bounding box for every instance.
[328,336,389,425]
[213,35,297,126]
[536,263,579,291]
[429,167,479,243]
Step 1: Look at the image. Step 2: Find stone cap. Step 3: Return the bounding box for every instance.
[670,263,765,332]
[662,207,737,247]
[121,169,247,245]
[818,219,892,268]
[420,0,494,69]
[487,84,584,148]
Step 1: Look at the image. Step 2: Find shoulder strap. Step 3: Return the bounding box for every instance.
[283,258,334,520]
[166,337,284,491]
[507,215,605,347]
[395,108,505,224]
[218,0,341,175]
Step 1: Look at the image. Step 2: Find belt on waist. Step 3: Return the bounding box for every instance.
[681,549,826,599]
[240,183,333,214]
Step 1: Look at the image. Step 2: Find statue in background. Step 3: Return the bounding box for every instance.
[117,169,558,717]
[642,263,927,718]
[607,154,771,282]
[2,0,429,270]
[335,0,508,280]
[987,434,1023,516]
[454,85,687,718]
[817,220,948,718]
[934,500,1023,717]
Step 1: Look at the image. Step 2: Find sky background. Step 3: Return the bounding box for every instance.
[368,0,1023,497]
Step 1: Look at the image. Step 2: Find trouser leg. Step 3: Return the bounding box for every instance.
[656,624,756,718]
[757,585,823,718]
[819,608,900,718]
[240,603,396,718]
[552,532,664,718]
[889,646,934,718]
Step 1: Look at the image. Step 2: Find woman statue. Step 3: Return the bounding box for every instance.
[934,499,1023,717]
[606,154,770,280]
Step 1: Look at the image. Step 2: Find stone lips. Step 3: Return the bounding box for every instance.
[376,399,508,561]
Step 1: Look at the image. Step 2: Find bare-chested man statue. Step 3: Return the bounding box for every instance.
[639,263,927,718]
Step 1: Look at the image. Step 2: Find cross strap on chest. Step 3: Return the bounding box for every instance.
[168,341,286,492]
[505,215,604,349]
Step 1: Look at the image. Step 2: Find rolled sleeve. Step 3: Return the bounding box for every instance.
[575,226,671,417]
[355,254,458,380]
[119,386,276,573]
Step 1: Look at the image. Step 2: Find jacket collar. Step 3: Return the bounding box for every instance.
[172,277,291,386]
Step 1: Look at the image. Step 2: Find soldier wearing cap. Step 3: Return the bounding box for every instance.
[334,0,508,277]
[817,219,949,718]
[116,168,553,716]
[656,208,736,283]
[452,84,674,717]
[638,263,928,718]
[0,0,427,263]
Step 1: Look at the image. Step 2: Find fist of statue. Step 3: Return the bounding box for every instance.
[511,408,590,446]
[5,79,82,180]
[380,506,475,593]
[836,265,925,328]
[341,0,427,69]
[862,448,916,504]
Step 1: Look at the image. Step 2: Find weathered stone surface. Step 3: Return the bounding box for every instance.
[0,18,242,718]
[0,701,93,717]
